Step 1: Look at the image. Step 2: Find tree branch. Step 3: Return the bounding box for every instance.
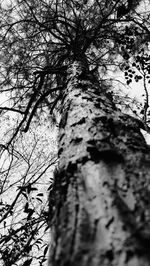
[0,107,25,114]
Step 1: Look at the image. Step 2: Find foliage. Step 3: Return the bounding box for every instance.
[0,111,57,265]
[122,36,150,128]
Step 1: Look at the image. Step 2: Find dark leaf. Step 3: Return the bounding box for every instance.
[22,258,32,266]
[30,187,38,191]
[43,245,49,256]
[36,197,43,203]
[24,202,29,213]
[126,79,132,85]
[22,192,28,200]
[37,193,44,197]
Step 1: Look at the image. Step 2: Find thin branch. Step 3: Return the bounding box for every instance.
[23,86,63,132]
[143,72,149,128]
[50,93,62,114]
[0,107,25,114]
[0,190,22,224]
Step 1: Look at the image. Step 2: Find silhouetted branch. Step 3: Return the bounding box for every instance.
[23,86,64,132]
[0,107,25,114]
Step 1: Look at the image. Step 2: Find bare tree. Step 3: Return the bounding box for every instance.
[0,0,150,265]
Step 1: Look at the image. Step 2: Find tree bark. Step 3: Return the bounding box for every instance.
[49,61,150,266]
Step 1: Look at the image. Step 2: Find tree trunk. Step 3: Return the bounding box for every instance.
[49,61,150,266]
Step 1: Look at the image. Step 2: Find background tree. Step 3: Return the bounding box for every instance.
[0,0,150,265]
[0,116,57,265]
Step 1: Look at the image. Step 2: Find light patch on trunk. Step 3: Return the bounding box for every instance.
[140,129,150,145]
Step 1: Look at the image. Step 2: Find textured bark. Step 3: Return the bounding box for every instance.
[49,61,150,266]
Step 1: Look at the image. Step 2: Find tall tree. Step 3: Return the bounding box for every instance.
[1,0,150,265]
